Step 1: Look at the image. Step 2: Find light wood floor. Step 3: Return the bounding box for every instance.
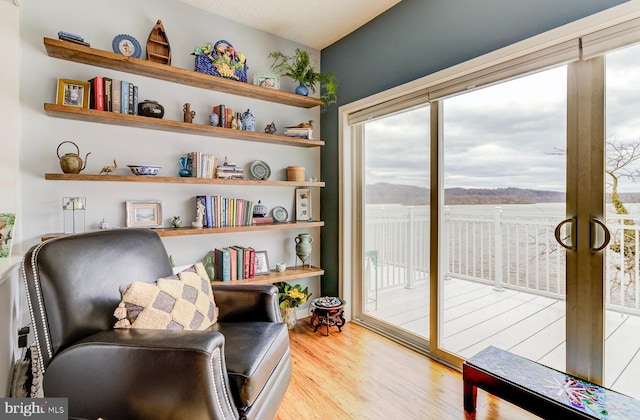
[275,319,539,420]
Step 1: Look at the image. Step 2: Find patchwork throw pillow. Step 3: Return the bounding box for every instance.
[114,262,218,330]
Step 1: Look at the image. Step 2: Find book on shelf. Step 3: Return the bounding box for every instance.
[242,247,251,279]
[253,216,273,225]
[213,104,225,128]
[225,108,233,129]
[88,76,104,111]
[132,85,138,115]
[284,128,313,139]
[214,248,231,281]
[120,80,130,114]
[205,195,214,228]
[111,79,121,113]
[230,246,245,280]
[228,247,237,281]
[104,78,113,112]
[57,31,84,42]
[128,83,135,115]
[247,247,256,278]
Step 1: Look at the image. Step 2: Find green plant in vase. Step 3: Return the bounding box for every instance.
[268,49,338,110]
[274,281,312,329]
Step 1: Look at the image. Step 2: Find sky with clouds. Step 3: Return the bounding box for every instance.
[365,43,640,194]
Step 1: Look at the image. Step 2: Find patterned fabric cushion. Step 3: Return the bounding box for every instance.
[114,262,218,330]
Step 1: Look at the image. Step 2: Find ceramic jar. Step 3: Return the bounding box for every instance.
[253,200,268,217]
[295,233,313,267]
[242,109,256,131]
[281,307,297,329]
[138,100,164,118]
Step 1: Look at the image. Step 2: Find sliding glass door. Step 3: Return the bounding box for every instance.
[438,66,568,370]
[361,105,431,342]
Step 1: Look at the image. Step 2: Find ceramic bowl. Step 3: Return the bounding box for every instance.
[127,165,162,176]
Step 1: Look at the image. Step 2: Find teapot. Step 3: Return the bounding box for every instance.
[57,141,91,174]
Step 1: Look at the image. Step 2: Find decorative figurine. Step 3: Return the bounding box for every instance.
[99,159,118,175]
[192,199,205,228]
[98,218,110,230]
[183,103,195,123]
[230,114,240,130]
[253,200,268,218]
[242,109,256,131]
[264,121,277,134]
[171,216,183,228]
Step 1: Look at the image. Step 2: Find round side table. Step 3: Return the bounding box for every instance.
[309,297,346,336]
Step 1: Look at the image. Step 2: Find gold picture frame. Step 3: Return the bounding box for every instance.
[56,78,90,108]
[125,200,163,228]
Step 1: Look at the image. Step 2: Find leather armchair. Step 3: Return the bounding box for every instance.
[21,229,291,420]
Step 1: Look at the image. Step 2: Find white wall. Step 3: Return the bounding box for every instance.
[0,1,20,223]
[18,0,322,311]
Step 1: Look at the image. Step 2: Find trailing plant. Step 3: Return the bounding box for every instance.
[268,49,338,109]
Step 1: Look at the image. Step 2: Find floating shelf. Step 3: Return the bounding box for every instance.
[213,266,324,285]
[154,221,324,237]
[44,104,324,147]
[44,37,324,109]
[44,172,325,187]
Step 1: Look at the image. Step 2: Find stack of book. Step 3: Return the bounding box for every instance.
[87,76,139,115]
[214,246,257,281]
[283,127,313,139]
[195,195,255,228]
[188,152,217,178]
[216,159,244,179]
[58,31,90,47]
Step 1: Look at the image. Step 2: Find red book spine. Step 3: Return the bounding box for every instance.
[89,76,104,110]
[248,248,256,278]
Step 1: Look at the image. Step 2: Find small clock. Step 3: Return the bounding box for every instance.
[112,34,142,58]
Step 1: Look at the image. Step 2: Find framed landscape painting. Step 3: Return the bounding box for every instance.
[0,213,16,258]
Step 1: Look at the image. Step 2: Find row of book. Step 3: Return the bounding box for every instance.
[88,76,139,115]
[195,196,255,228]
[212,104,243,130]
[283,127,313,139]
[187,152,217,178]
[213,246,257,281]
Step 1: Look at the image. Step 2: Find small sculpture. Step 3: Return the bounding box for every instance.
[183,103,195,123]
[171,216,183,228]
[285,120,314,129]
[264,121,277,134]
[100,159,118,175]
[192,200,205,228]
[230,114,240,130]
[98,219,110,230]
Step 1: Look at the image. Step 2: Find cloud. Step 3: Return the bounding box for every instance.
[364,47,640,194]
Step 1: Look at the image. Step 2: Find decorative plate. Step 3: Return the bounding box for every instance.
[250,160,271,180]
[112,34,142,58]
[272,206,288,223]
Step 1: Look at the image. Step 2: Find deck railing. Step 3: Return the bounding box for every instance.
[365,205,640,313]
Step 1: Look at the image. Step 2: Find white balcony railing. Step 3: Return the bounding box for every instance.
[365,204,640,315]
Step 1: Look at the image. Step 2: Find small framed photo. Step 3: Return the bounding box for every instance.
[125,200,163,228]
[254,250,270,275]
[56,78,90,108]
[295,188,311,221]
[253,73,280,90]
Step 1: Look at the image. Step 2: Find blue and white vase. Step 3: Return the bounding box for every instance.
[295,83,309,96]
[242,109,256,131]
[209,108,219,127]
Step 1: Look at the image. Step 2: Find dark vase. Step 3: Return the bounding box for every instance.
[138,100,165,118]
[295,83,309,96]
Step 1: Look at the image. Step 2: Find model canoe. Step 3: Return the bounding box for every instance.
[146,19,171,65]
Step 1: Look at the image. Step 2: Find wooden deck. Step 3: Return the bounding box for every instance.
[365,277,640,399]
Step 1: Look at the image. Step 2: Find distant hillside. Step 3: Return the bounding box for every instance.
[366,183,640,205]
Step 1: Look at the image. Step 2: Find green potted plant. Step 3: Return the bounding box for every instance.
[268,49,338,109]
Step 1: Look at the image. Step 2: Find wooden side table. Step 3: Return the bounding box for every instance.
[309,297,346,336]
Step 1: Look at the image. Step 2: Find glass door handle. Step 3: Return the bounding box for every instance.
[590,218,611,252]
[554,217,576,251]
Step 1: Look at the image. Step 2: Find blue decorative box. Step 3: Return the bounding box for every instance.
[193,40,248,83]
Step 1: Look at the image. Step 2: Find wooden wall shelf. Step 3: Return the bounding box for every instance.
[44,37,324,109]
[214,266,324,285]
[44,104,324,147]
[154,221,324,237]
[45,173,325,187]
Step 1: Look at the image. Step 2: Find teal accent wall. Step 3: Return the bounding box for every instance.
[319,0,627,297]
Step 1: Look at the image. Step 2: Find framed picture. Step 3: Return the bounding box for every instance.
[125,200,163,228]
[253,73,280,90]
[295,188,311,221]
[0,213,16,258]
[56,78,90,108]
[254,250,270,275]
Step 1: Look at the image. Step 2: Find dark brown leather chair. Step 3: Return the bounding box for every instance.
[21,229,291,419]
